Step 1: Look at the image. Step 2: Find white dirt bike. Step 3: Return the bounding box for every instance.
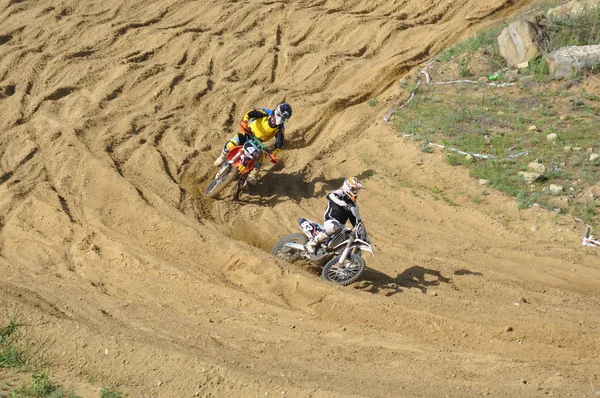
[271,218,374,286]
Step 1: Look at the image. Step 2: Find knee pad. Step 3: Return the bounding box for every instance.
[224,134,244,152]
[324,219,342,235]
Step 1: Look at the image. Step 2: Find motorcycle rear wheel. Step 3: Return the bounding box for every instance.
[322,254,365,286]
[271,233,307,262]
[204,165,238,198]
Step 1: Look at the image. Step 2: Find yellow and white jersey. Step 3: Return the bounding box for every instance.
[243,108,285,149]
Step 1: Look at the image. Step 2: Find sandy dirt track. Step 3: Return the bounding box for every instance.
[1,0,599,396]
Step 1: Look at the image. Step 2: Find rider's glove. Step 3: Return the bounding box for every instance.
[268,148,280,164]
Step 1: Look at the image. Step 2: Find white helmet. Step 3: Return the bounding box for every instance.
[342,177,363,201]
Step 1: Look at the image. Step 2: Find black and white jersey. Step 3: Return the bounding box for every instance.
[323,189,361,227]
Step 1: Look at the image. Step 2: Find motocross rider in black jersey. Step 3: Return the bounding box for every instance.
[305,177,364,254]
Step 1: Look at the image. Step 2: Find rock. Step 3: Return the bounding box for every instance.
[519,171,542,184]
[479,179,489,185]
[590,153,599,161]
[498,19,550,68]
[548,184,564,195]
[527,162,546,173]
[547,133,558,141]
[545,45,600,79]
[528,125,539,132]
[505,326,514,332]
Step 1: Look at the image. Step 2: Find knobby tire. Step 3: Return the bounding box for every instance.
[271,233,307,262]
[322,254,365,286]
[204,166,238,198]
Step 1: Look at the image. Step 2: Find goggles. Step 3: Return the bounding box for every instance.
[273,109,289,125]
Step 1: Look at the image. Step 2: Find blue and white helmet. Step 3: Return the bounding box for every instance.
[272,102,292,126]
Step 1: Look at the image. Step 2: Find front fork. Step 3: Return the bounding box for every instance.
[337,235,356,264]
[215,153,241,179]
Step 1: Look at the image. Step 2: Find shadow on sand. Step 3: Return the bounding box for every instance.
[235,169,376,206]
[355,265,453,296]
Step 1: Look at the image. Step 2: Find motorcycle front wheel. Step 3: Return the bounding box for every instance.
[271,233,307,262]
[322,254,365,286]
[204,165,238,198]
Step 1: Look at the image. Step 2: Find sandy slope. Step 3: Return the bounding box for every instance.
[1,0,599,396]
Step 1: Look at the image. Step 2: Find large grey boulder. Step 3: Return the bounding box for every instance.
[545,45,600,78]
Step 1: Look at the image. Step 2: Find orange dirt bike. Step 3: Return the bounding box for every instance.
[204,134,277,198]
[271,218,374,286]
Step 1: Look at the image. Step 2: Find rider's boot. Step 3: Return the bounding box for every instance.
[213,150,228,167]
[305,232,328,254]
[247,168,259,186]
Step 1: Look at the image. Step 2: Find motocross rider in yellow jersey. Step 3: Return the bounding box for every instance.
[214,102,292,186]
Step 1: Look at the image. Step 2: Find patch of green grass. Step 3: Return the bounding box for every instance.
[446,152,468,166]
[399,80,421,95]
[580,201,599,220]
[515,191,539,210]
[421,185,459,206]
[367,98,378,107]
[0,310,19,343]
[1,311,88,398]
[547,4,600,47]
[458,59,470,77]
[420,139,433,153]
[100,385,125,398]
[7,372,80,398]
[0,310,26,369]
[526,57,550,82]
[441,194,458,206]
[392,34,600,226]
[410,189,423,199]
[0,345,26,369]
[471,190,489,204]
[438,28,505,64]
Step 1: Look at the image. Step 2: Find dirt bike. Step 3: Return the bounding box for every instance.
[583,224,600,247]
[271,218,374,286]
[204,133,277,199]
